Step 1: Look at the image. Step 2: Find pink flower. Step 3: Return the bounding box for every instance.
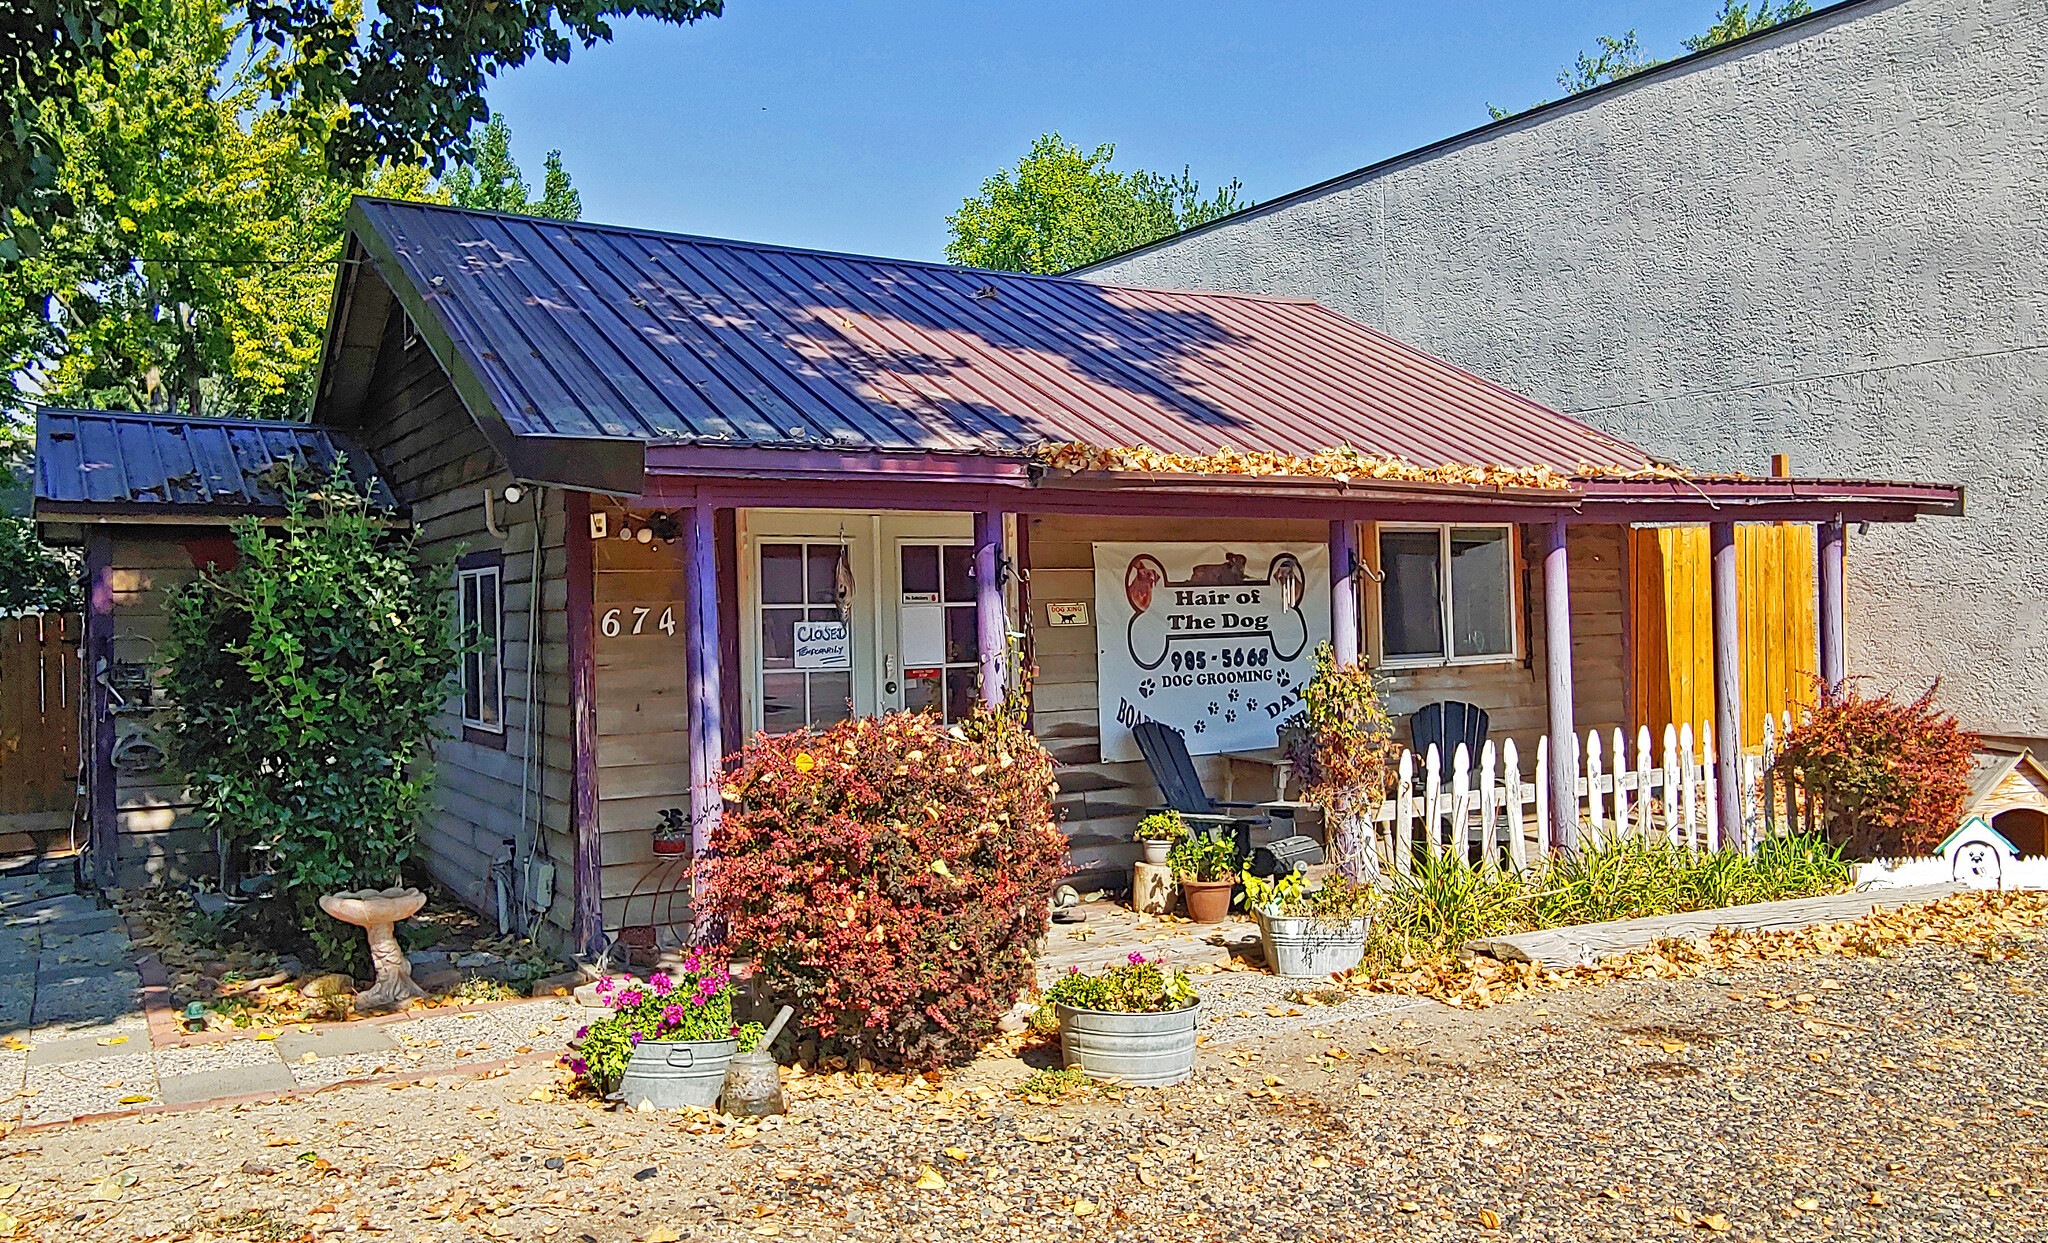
[651,973,674,997]
[618,988,645,1008]
[1127,952,1146,966]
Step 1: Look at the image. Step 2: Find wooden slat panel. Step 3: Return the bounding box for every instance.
[0,614,82,819]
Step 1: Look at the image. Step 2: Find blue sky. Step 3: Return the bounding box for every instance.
[483,1,1731,262]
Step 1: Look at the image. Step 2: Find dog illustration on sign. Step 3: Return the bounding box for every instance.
[1123,549,1309,671]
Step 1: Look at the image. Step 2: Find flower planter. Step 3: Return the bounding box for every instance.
[1055,1002,1200,1087]
[1138,838,1173,866]
[651,836,691,856]
[1179,877,1234,923]
[1257,911,1369,979]
[610,1036,739,1110]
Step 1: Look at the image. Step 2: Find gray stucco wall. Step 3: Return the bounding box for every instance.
[1087,0,2048,741]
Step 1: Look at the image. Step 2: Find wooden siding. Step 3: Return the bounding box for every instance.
[1629,524,1818,752]
[351,308,574,938]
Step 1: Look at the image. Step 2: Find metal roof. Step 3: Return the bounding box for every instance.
[332,198,1654,475]
[34,408,397,516]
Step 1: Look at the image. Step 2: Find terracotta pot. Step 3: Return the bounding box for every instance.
[1178,877,1235,923]
[652,836,691,855]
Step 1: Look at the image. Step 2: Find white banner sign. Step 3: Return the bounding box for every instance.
[793,620,851,670]
[1093,542,1330,763]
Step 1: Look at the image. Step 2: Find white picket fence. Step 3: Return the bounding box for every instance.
[1338,711,1816,877]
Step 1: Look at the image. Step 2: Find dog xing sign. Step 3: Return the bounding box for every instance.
[1092,541,1330,762]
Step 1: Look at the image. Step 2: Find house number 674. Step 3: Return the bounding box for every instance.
[601,606,679,637]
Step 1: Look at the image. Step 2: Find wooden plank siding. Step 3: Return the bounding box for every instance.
[349,308,574,938]
[1629,524,1818,753]
[1024,515,1630,877]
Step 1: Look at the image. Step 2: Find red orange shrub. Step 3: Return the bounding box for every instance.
[1769,680,1977,859]
[695,708,1067,1070]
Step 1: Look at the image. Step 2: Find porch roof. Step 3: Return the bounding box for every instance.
[31,408,398,527]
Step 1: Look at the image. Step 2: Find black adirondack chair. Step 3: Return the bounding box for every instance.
[1410,701,1490,768]
[1131,721,1269,857]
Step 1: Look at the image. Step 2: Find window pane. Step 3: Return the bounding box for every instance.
[1380,531,1446,660]
[942,545,976,603]
[903,670,942,716]
[762,673,807,734]
[462,650,481,722]
[761,544,804,604]
[1450,528,1514,658]
[760,607,799,668]
[807,545,842,604]
[944,668,977,723]
[945,604,979,665]
[460,576,478,644]
[478,573,499,646]
[808,672,852,726]
[900,545,940,598]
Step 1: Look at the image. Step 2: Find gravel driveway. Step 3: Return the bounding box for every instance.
[0,918,2041,1241]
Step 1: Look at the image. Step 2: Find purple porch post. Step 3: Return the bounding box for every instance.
[1543,519,1576,851]
[1818,517,1846,695]
[1329,519,1359,666]
[974,510,1007,710]
[687,503,724,858]
[564,492,604,959]
[1710,521,1744,840]
[85,532,116,889]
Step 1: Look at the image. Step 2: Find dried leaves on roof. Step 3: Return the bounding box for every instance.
[1037,442,1578,490]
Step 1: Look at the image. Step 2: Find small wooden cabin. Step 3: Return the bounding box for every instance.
[34,198,1963,959]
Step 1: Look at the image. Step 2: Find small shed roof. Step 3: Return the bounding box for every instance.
[317,198,1654,483]
[33,408,397,522]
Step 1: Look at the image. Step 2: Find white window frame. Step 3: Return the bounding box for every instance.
[1375,522,1520,670]
[892,536,979,723]
[458,563,506,733]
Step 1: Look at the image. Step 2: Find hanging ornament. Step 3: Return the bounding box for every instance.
[834,544,856,624]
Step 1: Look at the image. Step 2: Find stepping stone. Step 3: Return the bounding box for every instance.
[29,971,140,1026]
[26,1031,151,1067]
[159,1060,297,1106]
[272,1025,401,1061]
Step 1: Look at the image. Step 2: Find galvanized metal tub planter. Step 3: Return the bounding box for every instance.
[610,1036,739,1109]
[1056,1001,1201,1087]
[1257,911,1369,979]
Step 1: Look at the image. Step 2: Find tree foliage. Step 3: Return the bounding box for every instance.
[1487,1,1813,119]
[0,0,715,259]
[162,464,456,963]
[445,114,582,221]
[0,413,78,613]
[945,133,1248,275]
[1,0,580,421]
[1769,680,1979,860]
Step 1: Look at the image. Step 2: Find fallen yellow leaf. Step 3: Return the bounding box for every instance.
[0,1210,17,1238]
[944,1147,970,1162]
[1793,1198,1819,1211]
[1700,1213,1731,1233]
[117,1094,151,1105]
[914,1165,946,1190]
[95,1036,127,1046]
[642,1229,681,1243]
[1072,1199,1096,1217]
[1478,1207,1503,1230]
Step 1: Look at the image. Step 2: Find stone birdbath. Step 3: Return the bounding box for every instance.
[318,887,428,1011]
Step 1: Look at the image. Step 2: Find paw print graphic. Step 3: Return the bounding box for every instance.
[1223,709,1237,723]
[1206,701,1220,716]
[1192,720,1207,734]
[1138,678,1156,699]
[1246,699,1260,713]
[1228,688,1240,703]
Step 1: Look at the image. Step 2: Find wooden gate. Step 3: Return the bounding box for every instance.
[1,613,82,853]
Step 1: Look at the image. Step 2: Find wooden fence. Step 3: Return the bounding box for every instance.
[1338,710,1816,877]
[0,614,82,851]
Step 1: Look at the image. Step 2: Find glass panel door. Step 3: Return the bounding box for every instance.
[897,541,979,723]
[758,542,853,734]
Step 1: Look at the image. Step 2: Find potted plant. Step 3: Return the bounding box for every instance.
[1283,644,1398,881]
[1168,832,1240,922]
[567,951,763,1110]
[1133,811,1189,866]
[1244,870,1372,978]
[1041,952,1200,1087]
[652,806,690,856]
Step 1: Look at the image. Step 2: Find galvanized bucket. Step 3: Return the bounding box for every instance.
[1258,913,1368,979]
[610,1036,738,1110]
[1056,1002,1200,1087]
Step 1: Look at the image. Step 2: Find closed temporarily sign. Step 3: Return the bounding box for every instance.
[1092,542,1330,763]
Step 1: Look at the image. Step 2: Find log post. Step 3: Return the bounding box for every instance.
[1543,519,1577,850]
[1329,519,1359,666]
[85,532,116,890]
[975,510,1007,710]
[1711,521,1744,842]
[687,503,725,858]
[564,492,604,959]
[1818,517,1846,696]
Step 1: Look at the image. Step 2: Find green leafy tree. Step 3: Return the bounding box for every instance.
[0,0,718,260]
[163,463,456,966]
[946,133,1247,274]
[1488,1,1812,119]
[444,114,582,220]
[0,413,78,613]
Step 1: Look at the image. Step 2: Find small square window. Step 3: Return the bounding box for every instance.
[1377,525,1516,668]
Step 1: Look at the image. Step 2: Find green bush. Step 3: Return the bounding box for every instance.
[1166,832,1237,882]
[1040,953,1196,1016]
[163,464,456,968]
